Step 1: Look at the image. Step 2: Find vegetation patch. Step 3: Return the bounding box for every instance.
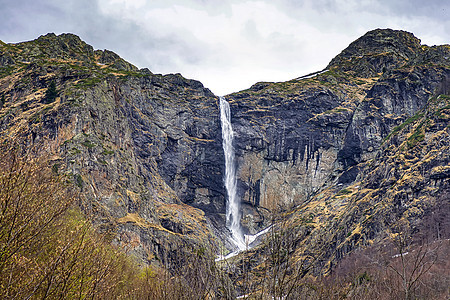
[407,124,426,148]
[0,65,16,78]
[336,188,353,196]
[0,144,160,299]
[69,147,81,155]
[75,173,83,187]
[384,112,424,141]
[52,163,61,174]
[434,103,450,119]
[74,77,102,89]
[28,112,41,124]
[81,140,96,148]
[101,148,115,155]
[322,107,349,115]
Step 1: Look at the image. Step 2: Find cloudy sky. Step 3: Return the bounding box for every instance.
[1,0,449,95]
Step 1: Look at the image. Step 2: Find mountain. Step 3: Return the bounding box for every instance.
[1,28,449,284]
[0,33,225,266]
[226,29,449,276]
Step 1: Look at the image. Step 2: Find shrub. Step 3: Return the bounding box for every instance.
[0,142,138,299]
[44,80,58,103]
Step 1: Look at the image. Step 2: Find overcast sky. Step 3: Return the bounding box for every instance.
[1,0,448,95]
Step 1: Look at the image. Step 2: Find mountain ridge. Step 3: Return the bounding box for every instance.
[0,29,449,283]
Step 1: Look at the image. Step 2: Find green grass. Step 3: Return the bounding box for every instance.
[75,174,83,188]
[407,131,425,148]
[298,213,315,224]
[336,188,353,196]
[74,77,103,89]
[81,140,95,148]
[384,94,450,146]
[406,119,430,149]
[69,147,81,155]
[384,112,424,141]
[434,104,450,119]
[323,107,348,115]
[0,65,16,78]
[101,148,114,155]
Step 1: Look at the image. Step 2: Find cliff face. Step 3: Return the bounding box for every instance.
[1,29,448,272]
[227,29,449,272]
[0,33,228,265]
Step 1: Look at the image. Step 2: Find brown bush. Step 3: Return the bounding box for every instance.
[0,143,139,299]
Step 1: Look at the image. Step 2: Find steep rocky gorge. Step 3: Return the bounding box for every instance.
[0,29,448,274]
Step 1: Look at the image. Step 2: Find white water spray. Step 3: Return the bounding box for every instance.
[219,96,245,250]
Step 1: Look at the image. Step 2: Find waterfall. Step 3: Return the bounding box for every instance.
[219,96,245,250]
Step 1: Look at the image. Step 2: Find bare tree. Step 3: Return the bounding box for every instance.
[0,142,145,299]
[385,224,440,300]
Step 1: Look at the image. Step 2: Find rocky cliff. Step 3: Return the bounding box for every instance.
[0,33,228,266]
[227,29,449,274]
[1,29,448,273]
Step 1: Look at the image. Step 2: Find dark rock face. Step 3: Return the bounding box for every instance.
[225,30,449,273]
[117,74,225,214]
[0,33,227,266]
[227,83,350,232]
[337,66,448,172]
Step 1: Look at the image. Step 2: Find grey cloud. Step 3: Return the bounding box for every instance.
[124,0,235,17]
[277,0,449,18]
[0,0,65,42]
[0,0,210,73]
[379,0,449,18]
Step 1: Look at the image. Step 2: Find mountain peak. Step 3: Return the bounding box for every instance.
[31,32,96,62]
[1,32,138,72]
[327,28,422,77]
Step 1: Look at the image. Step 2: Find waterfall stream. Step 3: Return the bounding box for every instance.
[219,96,246,250]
